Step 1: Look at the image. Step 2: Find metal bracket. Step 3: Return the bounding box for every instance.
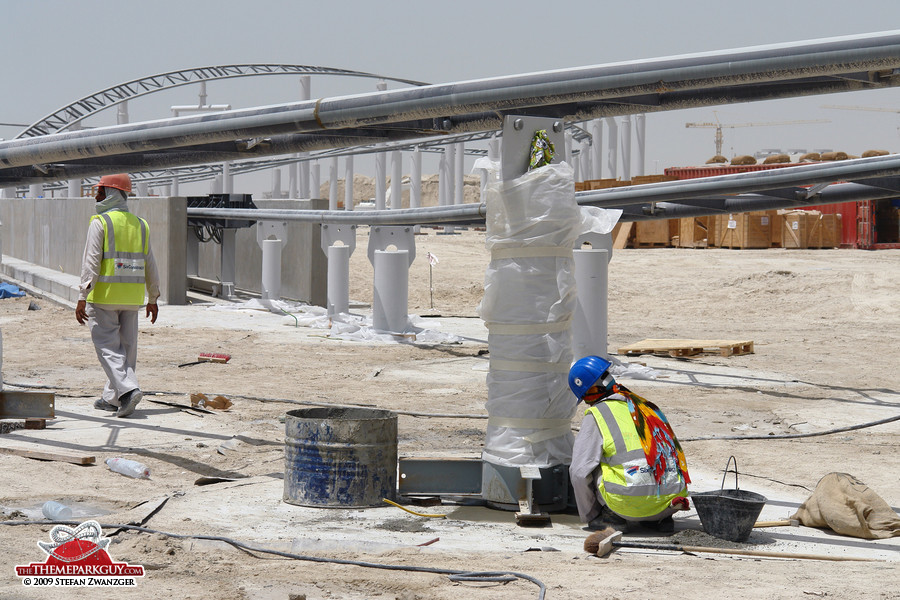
[501,115,566,181]
[514,465,551,526]
[0,391,55,419]
[367,225,416,266]
[574,231,614,262]
[797,182,831,200]
[256,220,287,249]
[320,223,357,256]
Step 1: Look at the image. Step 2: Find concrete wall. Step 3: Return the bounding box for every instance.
[194,198,327,306]
[0,195,328,307]
[0,196,187,305]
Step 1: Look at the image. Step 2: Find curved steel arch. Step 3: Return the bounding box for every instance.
[16,64,429,139]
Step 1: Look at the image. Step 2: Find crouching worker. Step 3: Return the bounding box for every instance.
[568,356,690,533]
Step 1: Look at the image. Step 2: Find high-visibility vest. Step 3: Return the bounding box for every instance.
[86,210,149,306]
[587,399,687,519]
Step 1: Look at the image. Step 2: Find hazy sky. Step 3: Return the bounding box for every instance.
[4,0,900,196]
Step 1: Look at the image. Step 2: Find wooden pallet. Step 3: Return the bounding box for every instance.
[618,338,754,358]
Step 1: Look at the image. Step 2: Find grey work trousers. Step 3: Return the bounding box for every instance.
[87,304,139,406]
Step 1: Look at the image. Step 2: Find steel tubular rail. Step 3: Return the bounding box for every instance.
[186,155,900,226]
[574,154,900,207]
[3,31,900,171]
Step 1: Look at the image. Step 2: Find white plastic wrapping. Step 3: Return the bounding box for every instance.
[478,162,582,468]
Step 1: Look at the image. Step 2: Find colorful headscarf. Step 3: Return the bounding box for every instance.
[614,384,691,487]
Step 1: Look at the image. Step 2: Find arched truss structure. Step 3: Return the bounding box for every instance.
[15,64,429,138]
[4,29,900,211]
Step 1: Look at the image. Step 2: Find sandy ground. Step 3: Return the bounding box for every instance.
[0,230,898,600]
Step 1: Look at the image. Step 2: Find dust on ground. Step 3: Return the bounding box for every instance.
[0,231,897,600]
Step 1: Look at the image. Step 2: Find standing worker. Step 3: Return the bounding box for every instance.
[75,174,160,418]
[568,356,691,533]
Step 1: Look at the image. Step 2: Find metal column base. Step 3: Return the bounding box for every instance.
[481,462,569,514]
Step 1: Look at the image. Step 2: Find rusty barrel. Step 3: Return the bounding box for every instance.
[283,407,397,508]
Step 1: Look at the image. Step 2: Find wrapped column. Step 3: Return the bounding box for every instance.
[478,162,581,470]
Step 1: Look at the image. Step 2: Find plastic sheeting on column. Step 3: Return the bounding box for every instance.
[478,161,581,468]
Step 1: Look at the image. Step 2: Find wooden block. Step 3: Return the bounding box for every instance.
[24,418,46,430]
[618,338,755,358]
[0,446,96,465]
[612,223,634,249]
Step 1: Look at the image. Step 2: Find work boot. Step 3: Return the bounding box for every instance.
[93,398,118,412]
[651,516,675,534]
[116,389,143,418]
[588,506,631,533]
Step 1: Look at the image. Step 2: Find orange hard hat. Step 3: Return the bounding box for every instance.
[98,173,132,193]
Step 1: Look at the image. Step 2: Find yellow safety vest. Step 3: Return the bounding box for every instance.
[587,400,688,519]
[86,210,149,306]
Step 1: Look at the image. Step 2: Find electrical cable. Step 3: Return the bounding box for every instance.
[382,498,446,518]
[681,413,900,442]
[0,520,545,599]
[5,381,897,434]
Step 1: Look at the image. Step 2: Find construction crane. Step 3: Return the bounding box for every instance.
[685,113,829,156]
[822,104,900,114]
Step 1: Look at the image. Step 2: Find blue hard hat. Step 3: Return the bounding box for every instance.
[568,355,614,402]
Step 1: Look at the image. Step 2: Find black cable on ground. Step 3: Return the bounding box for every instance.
[0,520,546,600]
[681,413,900,442]
[6,382,897,433]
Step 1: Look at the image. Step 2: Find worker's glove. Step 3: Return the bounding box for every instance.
[671,496,690,511]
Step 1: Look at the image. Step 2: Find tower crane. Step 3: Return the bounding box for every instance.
[821,104,900,114]
[822,105,900,136]
[685,114,829,156]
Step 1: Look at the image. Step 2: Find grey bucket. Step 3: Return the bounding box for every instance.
[692,456,766,543]
[283,407,398,508]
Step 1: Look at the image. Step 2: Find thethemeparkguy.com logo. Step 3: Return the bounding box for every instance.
[15,520,144,587]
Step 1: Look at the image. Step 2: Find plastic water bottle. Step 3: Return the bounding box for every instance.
[105,458,150,479]
[42,500,72,520]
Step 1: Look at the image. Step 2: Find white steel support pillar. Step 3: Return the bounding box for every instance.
[344,156,354,210]
[172,175,180,197]
[329,157,339,210]
[299,76,311,198]
[29,184,42,198]
[572,245,610,360]
[606,117,618,180]
[438,152,449,207]
[391,150,402,210]
[410,147,422,209]
[454,142,464,206]
[271,168,282,199]
[117,100,129,125]
[310,162,321,199]
[288,157,299,198]
[580,144,591,181]
[635,114,646,177]
[67,179,81,197]
[223,161,233,194]
[368,226,415,333]
[620,116,632,181]
[219,228,236,299]
[257,220,287,301]
[591,119,604,180]
[136,181,149,196]
[321,224,357,317]
[375,153,386,210]
[445,144,457,234]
